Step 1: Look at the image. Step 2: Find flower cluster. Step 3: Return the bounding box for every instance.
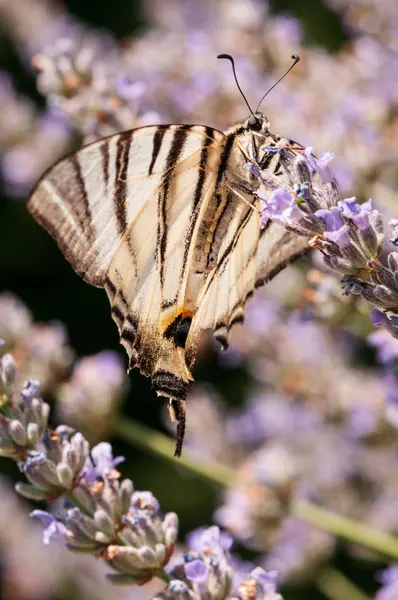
[256,148,398,338]
[0,292,126,434]
[0,351,284,599]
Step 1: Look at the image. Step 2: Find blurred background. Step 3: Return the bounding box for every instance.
[1,0,398,599]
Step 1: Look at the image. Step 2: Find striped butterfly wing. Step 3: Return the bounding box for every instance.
[185,136,311,360]
[28,124,228,453]
[186,192,260,360]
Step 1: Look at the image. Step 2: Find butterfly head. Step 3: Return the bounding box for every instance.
[245,112,270,133]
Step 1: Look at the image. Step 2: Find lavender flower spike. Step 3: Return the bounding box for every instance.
[0,356,50,461]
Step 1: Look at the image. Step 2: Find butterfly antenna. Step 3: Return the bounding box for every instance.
[217,53,257,120]
[256,54,300,112]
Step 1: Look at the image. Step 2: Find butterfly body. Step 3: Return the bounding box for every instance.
[28,113,309,455]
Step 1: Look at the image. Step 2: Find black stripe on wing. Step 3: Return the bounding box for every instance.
[156,125,191,286]
[114,131,134,235]
[148,126,168,175]
[179,126,216,281]
[70,156,94,242]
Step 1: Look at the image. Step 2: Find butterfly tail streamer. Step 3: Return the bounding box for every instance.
[168,398,186,458]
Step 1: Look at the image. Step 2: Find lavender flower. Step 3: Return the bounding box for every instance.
[376,565,398,600]
[58,351,127,441]
[259,188,305,229]
[0,292,32,349]
[158,525,233,600]
[0,356,50,462]
[1,350,178,586]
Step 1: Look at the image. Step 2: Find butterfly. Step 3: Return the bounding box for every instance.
[28,55,310,456]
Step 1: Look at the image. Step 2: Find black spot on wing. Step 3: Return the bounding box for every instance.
[164,314,192,348]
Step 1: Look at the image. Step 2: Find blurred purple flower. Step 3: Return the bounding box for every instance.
[184,559,209,584]
[376,565,398,600]
[187,525,233,553]
[251,567,280,593]
[371,309,389,328]
[368,329,398,363]
[130,490,160,515]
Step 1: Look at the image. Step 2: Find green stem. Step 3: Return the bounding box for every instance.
[113,416,398,560]
[66,490,93,517]
[315,567,369,600]
[155,570,172,584]
[293,501,398,560]
[113,417,234,486]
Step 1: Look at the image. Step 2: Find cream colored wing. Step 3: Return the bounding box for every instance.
[255,222,310,289]
[185,202,310,362]
[186,191,261,362]
[28,124,227,455]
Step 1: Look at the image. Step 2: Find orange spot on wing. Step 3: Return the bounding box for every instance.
[160,306,195,332]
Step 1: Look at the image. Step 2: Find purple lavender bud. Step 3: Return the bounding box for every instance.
[251,567,280,592]
[82,441,125,484]
[390,220,398,246]
[0,372,50,459]
[184,558,209,583]
[304,147,335,183]
[373,285,398,308]
[31,510,69,545]
[315,207,344,233]
[130,490,160,515]
[187,525,233,553]
[371,309,389,328]
[0,353,16,398]
[259,188,306,231]
[326,225,351,248]
[19,430,89,499]
[58,351,126,441]
[22,379,41,402]
[338,198,371,230]
[388,253,398,272]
